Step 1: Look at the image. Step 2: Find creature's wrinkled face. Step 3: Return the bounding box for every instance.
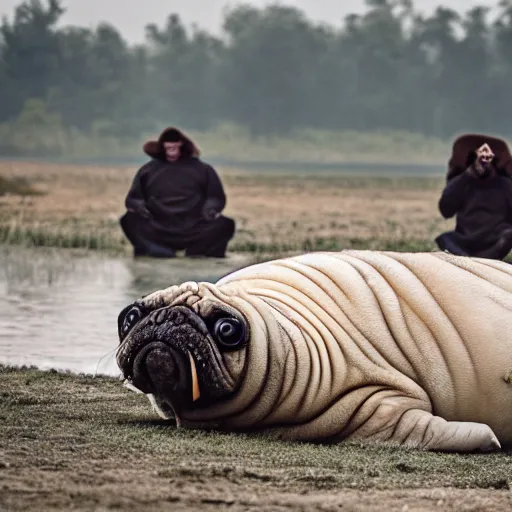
[476,143,495,167]
[116,294,249,423]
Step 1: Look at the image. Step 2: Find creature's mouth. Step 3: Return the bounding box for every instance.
[116,306,237,416]
[130,341,194,399]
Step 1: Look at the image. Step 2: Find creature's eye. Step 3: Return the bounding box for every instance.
[212,317,246,350]
[119,306,143,338]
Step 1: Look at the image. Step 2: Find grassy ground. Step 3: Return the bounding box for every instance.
[0,160,449,258]
[1,366,511,511]
[2,162,511,510]
[0,175,41,197]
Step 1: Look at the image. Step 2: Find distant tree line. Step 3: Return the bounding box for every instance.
[1,0,512,145]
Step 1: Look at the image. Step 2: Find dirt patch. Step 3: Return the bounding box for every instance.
[1,366,511,511]
[0,175,41,197]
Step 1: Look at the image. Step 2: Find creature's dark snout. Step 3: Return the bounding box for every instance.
[118,304,213,405]
[132,342,189,398]
[118,303,241,407]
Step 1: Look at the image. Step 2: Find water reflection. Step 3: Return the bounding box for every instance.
[0,246,252,376]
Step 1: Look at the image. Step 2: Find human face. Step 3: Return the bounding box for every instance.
[475,143,495,167]
[164,141,182,162]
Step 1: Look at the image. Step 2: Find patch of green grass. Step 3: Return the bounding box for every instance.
[1,365,510,490]
[346,237,437,252]
[0,225,125,252]
[0,220,437,259]
[231,237,436,258]
[1,366,511,510]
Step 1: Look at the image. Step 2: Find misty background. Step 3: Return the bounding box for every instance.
[0,0,510,161]
[0,0,482,42]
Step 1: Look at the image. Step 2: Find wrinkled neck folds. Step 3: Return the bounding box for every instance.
[204,252,437,431]
[144,252,440,433]
[174,267,375,430]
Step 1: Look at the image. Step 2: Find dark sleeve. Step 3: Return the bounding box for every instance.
[438,171,473,219]
[504,179,512,223]
[124,163,151,211]
[202,163,226,217]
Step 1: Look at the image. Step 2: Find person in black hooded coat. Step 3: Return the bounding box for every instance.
[435,133,512,260]
[120,127,235,258]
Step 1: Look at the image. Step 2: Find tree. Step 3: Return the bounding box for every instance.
[145,14,224,129]
[1,0,512,148]
[0,0,64,118]
[222,5,330,134]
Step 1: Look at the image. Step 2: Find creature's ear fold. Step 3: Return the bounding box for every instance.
[117,304,135,340]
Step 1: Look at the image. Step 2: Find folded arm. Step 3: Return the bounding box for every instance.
[438,171,473,218]
[202,164,226,221]
[125,163,153,217]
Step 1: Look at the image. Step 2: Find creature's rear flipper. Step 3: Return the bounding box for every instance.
[349,395,501,452]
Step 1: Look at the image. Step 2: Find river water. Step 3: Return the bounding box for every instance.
[0,246,252,376]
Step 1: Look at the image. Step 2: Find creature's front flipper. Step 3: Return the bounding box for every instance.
[348,394,501,452]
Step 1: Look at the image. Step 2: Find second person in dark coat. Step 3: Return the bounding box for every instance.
[120,127,235,258]
[436,133,512,260]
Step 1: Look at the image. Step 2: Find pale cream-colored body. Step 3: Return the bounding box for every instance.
[142,251,512,451]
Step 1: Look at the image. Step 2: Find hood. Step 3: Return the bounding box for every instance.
[143,127,201,161]
[447,133,512,181]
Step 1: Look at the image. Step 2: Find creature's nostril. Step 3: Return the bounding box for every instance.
[169,310,185,325]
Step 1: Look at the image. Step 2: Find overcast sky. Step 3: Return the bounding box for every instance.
[0,0,496,43]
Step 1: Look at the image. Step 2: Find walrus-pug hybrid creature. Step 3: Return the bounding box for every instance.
[116,250,512,452]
